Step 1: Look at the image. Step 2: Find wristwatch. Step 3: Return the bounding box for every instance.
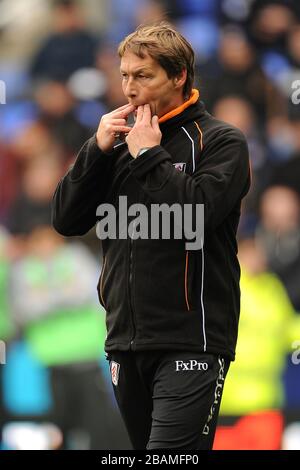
[136,147,151,158]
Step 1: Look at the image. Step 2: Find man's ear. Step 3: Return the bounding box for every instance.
[173,69,187,90]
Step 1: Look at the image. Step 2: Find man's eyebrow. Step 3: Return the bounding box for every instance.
[120,67,152,74]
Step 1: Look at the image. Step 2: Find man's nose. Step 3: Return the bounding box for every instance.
[124,77,137,98]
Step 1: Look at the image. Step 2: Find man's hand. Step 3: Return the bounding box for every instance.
[126,104,162,158]
[96,103,134,153]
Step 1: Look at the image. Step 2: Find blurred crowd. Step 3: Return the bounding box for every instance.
[0,0,300,450]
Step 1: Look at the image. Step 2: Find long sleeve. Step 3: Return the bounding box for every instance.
[52,135,114,236]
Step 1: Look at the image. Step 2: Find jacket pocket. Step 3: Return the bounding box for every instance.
[97,256,107,309]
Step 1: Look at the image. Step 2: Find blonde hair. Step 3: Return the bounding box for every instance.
[118,22,195,99]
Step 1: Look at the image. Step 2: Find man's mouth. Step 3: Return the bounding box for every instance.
[130,103,155,117]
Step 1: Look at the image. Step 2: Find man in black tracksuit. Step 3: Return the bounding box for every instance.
[52,22,251,450]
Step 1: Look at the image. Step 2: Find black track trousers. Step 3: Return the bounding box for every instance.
[106,350,230,450]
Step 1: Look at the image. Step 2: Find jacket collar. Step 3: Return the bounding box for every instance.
[158,89,199,124]
[158,89,206,132]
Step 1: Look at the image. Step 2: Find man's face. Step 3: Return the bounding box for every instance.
[120,51,181,118]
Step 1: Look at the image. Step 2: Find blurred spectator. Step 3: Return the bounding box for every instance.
[287,24,300,68]
[216,236,300,449]
[269,117,300,195]
[249,0,297,54]
[1,121,66,228]
[265,116,296,164]
[257,185,300,311]
[0,226,17,444]
[29,0,99,82]
[213,95,266,225]
[0,141,19,225]
[34,80,91,156]
[10,121,62,164]
[0,0,51,61]
[199,25,282,122]
[0,227,15,341]
[271,153,300,198]
[7,225,131,449]
[6,152,63,235]
[269,24,300,110]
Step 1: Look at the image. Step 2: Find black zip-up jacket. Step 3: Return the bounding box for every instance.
[52,91,251,360]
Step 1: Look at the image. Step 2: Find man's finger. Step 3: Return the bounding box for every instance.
[108,118,128,126]
[111,104,135,118]
[151,114,160,130]
[142,104,152,124]
[111,125,132,134]
[111,103,133,114]
[135,105,144,124]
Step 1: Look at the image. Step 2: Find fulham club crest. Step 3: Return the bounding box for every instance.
[110,361,120,386]
[173,162,186,172]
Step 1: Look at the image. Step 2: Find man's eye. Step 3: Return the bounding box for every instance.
[121,74,128,79]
